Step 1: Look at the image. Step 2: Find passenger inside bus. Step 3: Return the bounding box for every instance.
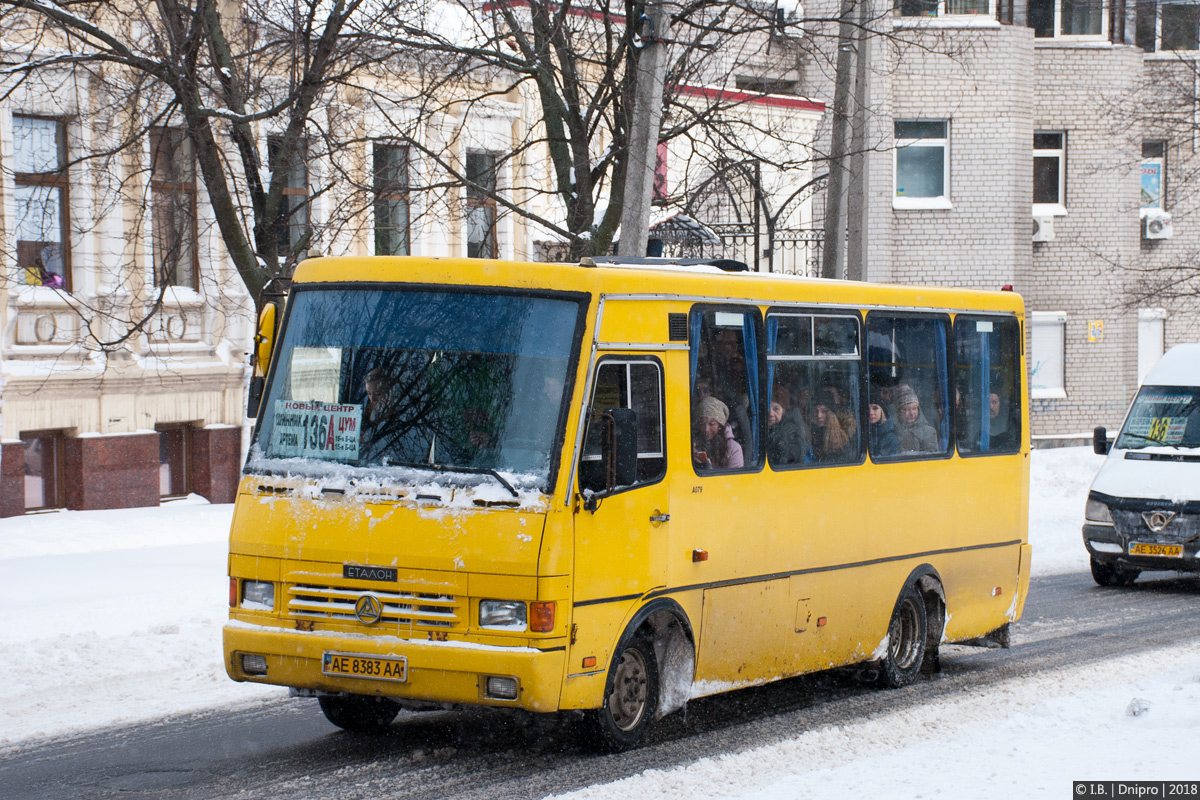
[893,384,939,453]
[767,391,808,465]
[692,397,744,469]
[810,389,851,462]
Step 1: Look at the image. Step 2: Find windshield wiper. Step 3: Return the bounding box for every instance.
[1118,433,1168,447]
[387,461,519,498]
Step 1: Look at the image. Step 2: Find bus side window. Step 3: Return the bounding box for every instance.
[955,316,1021,455]
[691,307,763,472]
[867,314,951,460]
[579,359,665,492]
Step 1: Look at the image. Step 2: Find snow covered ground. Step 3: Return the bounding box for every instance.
[2,447,1198,798]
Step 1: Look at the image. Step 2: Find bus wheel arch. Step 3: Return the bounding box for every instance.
[586,599,695,751]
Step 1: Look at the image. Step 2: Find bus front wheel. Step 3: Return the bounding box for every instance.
[586,630,659,752]
[878,585,927,689]
[318,693,401,732]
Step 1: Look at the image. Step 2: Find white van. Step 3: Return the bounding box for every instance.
[1083,343,1200,586]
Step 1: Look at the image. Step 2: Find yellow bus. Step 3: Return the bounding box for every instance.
[224,255,1030,750]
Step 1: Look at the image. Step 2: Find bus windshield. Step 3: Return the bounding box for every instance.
[1115,385,1200,450]
[250,286,584,491]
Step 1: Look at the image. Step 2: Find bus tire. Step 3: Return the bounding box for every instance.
[586,630,659,752]
[878,584,927,689]
[1090,556,1139,587]
[318,694,401,732]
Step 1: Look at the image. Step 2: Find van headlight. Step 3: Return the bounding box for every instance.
[1085,498,1113,525]
[242,580,276,610]
[479,599,527,630]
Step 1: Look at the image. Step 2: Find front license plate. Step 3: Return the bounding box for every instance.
[322,651,407,682]
[1129,542,1183,557]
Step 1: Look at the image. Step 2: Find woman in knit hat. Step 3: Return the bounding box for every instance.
[868,386,900,457]
[692,396,744,469]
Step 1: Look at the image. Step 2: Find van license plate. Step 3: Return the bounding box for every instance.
[1129,543,1183,557]
[322,651,407,682]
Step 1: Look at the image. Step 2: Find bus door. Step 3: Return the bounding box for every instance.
[570,355,670,672]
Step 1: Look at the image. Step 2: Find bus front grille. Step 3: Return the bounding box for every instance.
[287,584,461,629]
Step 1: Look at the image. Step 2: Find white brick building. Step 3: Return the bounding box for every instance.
[804,0,1200,437]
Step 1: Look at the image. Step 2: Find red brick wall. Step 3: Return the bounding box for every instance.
[192,426,242,504]
[63,434,160,511]
[0,441,24,518]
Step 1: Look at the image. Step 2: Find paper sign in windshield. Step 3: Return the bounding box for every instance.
[1126,415,1187,445]
[272,400,362,460]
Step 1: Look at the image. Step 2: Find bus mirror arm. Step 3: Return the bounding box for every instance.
[1093,426,1110,455]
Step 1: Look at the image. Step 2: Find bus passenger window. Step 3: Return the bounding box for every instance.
[867,314,951,460]
[955,316,1021,455]
[766,311,860,468]
[580,359,665,491]
[690,307,763,472]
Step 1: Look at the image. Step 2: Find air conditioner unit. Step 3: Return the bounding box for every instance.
[1032,215,1055,242]
[1141,209,1173,240]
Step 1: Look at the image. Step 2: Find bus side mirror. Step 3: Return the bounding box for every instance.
[248,303,278,419]
[604,407,639,489]
[1093,426,1110,455]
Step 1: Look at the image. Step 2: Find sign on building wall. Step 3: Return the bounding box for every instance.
[1087,320,1104,343]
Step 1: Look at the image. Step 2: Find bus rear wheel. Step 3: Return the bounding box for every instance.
[878,585,927,688]
[586,631,659,752]
[318,694,401,732]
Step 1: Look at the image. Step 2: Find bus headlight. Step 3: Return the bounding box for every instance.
[479,599,527,630]
[242,580,275,610]
[1085,498,1113,525]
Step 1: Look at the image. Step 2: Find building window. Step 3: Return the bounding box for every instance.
[268,136,309,257]
[894,121,950,208]
[13,115,70,290]
[1139,0,1200,51]
[1030,312,1067,399]
[1142,141,1166,208]
[1029,0,1105,38]
[373,143,410,256]
[20,430,64,511]
[465,151,497,259]
[157,424,192,499]
[150,127,198,288]
[1033,132,1066,211]
[894,0,989,16]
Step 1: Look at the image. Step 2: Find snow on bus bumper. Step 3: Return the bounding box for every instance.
[223,620,566,712]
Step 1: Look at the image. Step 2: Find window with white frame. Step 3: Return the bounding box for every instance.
[1137,1,1200,51]
[893,0,990,16]
[1141,141,1167,208]
[150,127,199,289]
[1030,312,1067,399]
[1033,132,1066,213]
[268,136,309,258]
[894,120,950,208]
[1029,0,1105,38]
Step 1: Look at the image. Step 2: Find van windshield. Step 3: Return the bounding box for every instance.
[1115,385,1200,450]
[249,286,584,491]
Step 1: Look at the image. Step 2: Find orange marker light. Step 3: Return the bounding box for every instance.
[992,586,1003,597]
[692,549,709,562]
[817,616,827,627]
[229,577,238,607]
[530,601,556,633]
[582,656,597,668]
